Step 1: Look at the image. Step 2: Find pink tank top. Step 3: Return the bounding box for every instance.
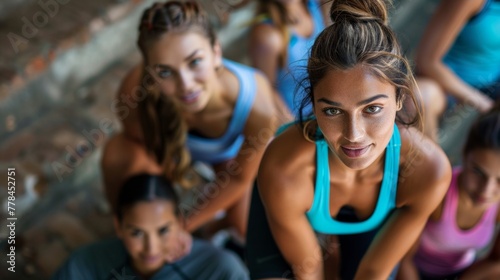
[414,167,499,276]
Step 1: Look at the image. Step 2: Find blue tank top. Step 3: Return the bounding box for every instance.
[275,0,325,116]
[187,59,257,164]
[443,0,500,88]
[306,124,401,235]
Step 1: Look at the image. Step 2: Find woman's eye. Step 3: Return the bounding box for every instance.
[158,227,170,235]
[157,70,172,78]
[190,58,202,67]
[365,106,382,114]
[322,108,341,116]
[131,230,143,238]
[473,167,486,178]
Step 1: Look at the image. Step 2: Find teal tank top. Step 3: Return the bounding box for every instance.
[443,0,500,88]
[187,59,257,164]
[306,124,401,235]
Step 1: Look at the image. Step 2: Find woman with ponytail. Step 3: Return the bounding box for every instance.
[246,1,451,279]
[53,174,249,280]
[102,0,277,242]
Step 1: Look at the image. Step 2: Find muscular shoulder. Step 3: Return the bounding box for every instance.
[101,134,139,172]
[101,134,159,186]
[117,63,143,100]
[258,124,315,209]
[396,126,452,209]
[101,133,161,206]
[250,23,284,56]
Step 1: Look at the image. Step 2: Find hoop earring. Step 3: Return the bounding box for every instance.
[396,93,406,111]
[302,120,316,143]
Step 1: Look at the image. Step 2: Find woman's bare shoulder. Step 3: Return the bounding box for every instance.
[101,133,157,175]
[249,23,284,54]
[259,125,316,189]
[258,124,316,212]
[396,126,452,207]
[117,63,143,100]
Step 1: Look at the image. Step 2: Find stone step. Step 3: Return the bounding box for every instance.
[0,0,160,140]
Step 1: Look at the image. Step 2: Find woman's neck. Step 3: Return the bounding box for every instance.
[184,68,230,129]
[457,171,489,212]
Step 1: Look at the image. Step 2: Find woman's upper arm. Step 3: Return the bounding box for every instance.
[115,64,143,139]
[415,0,484,72]
[319,0,333,26]
[356,132,452,279]
[258,145,323,279]
[249,24,283,85]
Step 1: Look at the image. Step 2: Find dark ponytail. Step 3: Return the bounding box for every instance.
[463,106,500,156]
[138,82,192,188]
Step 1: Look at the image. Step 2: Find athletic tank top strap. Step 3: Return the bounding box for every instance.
[306,124,401,235]
[187,59,257,164]
[441,170,460,227]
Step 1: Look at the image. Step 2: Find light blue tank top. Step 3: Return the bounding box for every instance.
[443,0,500,88]
[187,59,257,164]
[275,0,325,116]
[306,124,401,235]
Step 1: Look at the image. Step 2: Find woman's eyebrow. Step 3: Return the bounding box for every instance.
[158,222,172,230]
[153,49,202,69]
[317,94,389,107]
[357,94,388,106]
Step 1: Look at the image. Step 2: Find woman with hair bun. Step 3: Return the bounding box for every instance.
[246,0,451,279]
[101,0,277,241]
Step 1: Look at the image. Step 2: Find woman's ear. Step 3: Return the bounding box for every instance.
[113,216,123,239]
[396,93,405,111]
[212,40,223,70]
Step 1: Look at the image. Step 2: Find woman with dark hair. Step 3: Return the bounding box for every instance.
[246,0,452,279]
[249,0,331,116]
[101,0,277,240]
[398,106,500,280]
[52,174,249,280]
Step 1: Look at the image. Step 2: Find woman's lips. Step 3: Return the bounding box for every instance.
[180,90,201,104]
[141,255,161,264]
[341,145,370,158]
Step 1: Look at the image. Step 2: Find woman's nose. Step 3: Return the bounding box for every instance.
[178,70,195,93]
[343,116,365,142]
